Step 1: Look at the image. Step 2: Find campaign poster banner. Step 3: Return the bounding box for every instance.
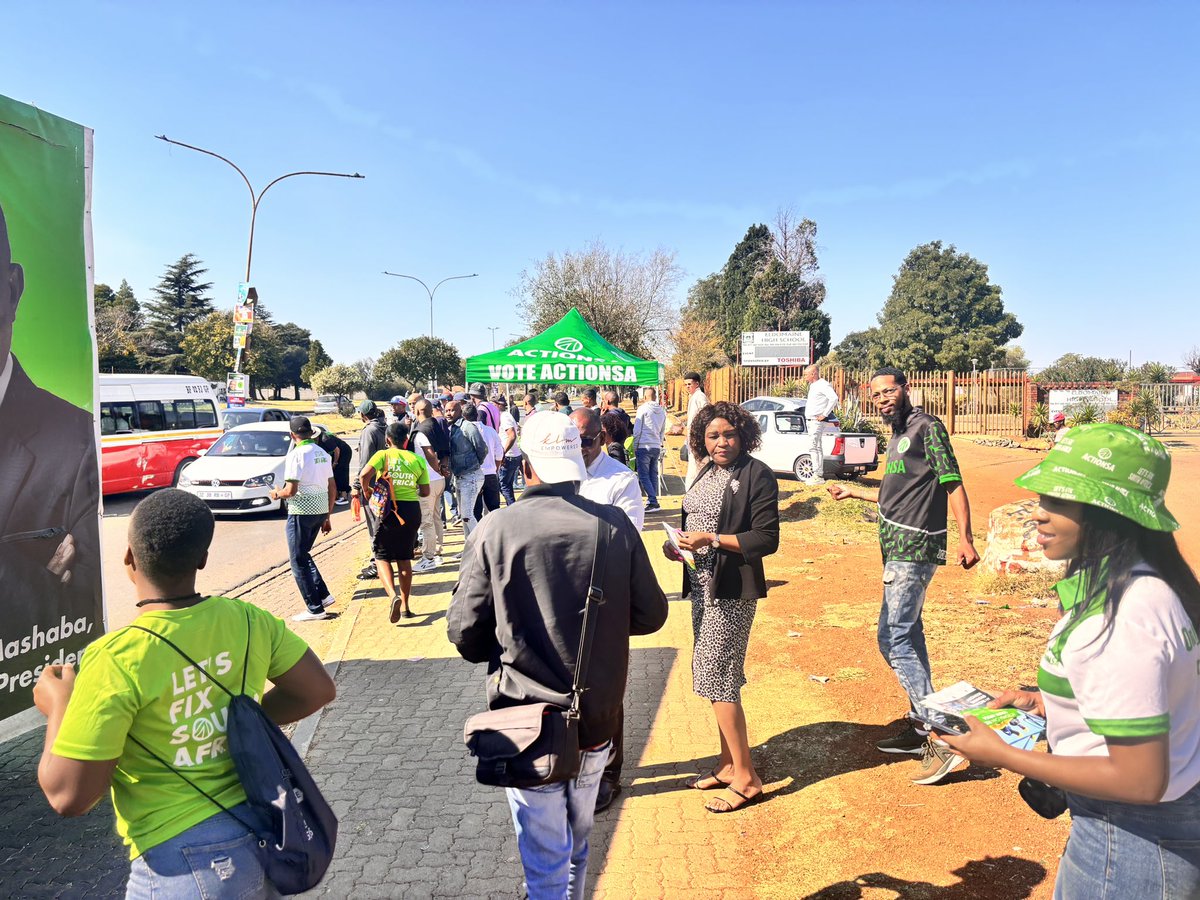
[0,95,102,724]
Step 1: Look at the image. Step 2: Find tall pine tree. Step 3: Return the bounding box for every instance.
[141,254,214,371]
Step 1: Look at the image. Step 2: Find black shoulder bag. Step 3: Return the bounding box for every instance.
[463,516,609,788]
[125,608,337,894]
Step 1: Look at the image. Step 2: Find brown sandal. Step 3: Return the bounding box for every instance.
[705,786,764,813]
[685,770,731,791]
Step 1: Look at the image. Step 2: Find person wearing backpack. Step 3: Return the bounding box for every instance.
[33,489,336,899]
[360,421,431,623]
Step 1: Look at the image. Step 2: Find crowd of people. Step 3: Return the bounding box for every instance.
[28,366,1200,899]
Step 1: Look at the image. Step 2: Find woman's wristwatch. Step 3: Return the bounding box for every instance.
[711,533,721,549]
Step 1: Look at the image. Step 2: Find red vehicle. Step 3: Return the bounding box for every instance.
[99,375,224,495]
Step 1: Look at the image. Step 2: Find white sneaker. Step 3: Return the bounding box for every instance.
[412,558,438,573]
[805,477,826,486]
[320,595,337,608]
[334,498,350,506]
[291,610,329,622]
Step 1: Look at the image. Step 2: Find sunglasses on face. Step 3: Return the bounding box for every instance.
[580,435,598,448]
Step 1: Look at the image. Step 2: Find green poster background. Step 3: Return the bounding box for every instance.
[0,94,93,411]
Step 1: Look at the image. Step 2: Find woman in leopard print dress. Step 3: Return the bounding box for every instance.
[663,401,779,813]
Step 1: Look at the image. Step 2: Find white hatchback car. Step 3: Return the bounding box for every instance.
[177,421,329,515]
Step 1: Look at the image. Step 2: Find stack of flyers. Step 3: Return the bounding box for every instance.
[661,523,696,571]
[915,681,1046,750]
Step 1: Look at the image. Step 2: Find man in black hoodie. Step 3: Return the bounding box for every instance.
[353,400,388,579]
[448,411,668,899]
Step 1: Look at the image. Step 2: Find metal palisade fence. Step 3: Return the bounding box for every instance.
[665,366,1199,437]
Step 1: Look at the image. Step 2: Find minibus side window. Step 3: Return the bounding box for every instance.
[164,399,198,430]
[101,402,136,434]
[136,401,165,432]
[194,400,218,428]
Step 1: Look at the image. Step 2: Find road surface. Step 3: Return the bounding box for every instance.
[101,483,360,629]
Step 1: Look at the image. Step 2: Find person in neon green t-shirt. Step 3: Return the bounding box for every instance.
[360,421,430,623]
[33,489,336,897]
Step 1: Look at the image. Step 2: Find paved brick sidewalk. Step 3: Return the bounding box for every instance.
[0,520,370,898]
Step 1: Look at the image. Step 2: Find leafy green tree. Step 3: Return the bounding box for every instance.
[180,311,281,398]
[310,363,365,397]
[94,279,142,370]
[831,328,881,370]
[301,340,333,386]
[666,313,728,378]
[684,213,832,360]
[870,242,1021,372]
[1035,354,1129,383]
[376,336,464,390]
[1132,361,1173,384]
[141,254,214,371]
[269,322,312,399]
[997,344,1030,370]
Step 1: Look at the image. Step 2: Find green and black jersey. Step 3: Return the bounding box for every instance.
[877,410,962,565]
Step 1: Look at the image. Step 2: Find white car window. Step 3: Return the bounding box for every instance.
[776,413,807,434]
[757,414,769,432]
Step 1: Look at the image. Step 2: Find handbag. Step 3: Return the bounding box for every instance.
[367,456,406,525]
[126,608,338,894]
[463,516,609,788]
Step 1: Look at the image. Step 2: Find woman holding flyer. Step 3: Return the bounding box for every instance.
[663,401,779,813]
[941,424,1200,898]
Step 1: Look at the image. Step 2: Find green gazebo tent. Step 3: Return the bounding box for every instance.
[464,307,663,386]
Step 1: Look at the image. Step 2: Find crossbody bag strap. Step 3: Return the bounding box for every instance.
[567,515,610,719]
[123,610,261,841]
[126,623,237,700]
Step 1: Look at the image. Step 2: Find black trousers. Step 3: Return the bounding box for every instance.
[473,473,501,520]
[603,705,623,784]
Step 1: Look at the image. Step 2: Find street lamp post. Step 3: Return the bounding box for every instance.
[156,134,364,377]
[487,327,499,350]
[382,271,478,393]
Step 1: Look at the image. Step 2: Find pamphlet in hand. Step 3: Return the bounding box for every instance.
[909,681,1046,750]
[661,523,696,571]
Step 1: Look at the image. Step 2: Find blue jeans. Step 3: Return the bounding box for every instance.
[1055,780,1200,898]
[877,560,937,709]
[285,514,330,614]
[126,804,279,899]
[635,447,660,505]
[499,456,522,506]
[455,469,484,538]
[505,742,611,900]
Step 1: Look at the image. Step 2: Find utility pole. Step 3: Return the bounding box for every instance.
[156,135,364,384]
[382,271,478,394]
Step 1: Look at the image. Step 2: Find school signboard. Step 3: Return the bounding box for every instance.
[0,95,103,727]
[741,331,812,366]
[1048,389,1119,421]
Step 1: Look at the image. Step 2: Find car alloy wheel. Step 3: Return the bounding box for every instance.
[793,454,816,481]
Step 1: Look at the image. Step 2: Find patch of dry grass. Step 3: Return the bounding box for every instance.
[974,566,1063,599]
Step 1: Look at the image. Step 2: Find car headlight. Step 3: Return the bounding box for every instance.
[243,474,276,488]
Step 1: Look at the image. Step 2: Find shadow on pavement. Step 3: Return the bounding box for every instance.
[626,719,912,803]
[800,854,1048,899]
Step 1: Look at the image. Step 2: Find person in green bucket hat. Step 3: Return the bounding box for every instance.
[940,423,1200,898]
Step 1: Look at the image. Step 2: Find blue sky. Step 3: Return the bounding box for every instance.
[6,2,1198,370]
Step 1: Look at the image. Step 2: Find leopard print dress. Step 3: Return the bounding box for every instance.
[683,464,758,704]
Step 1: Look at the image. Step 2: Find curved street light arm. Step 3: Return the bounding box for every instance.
[156,135,255,208]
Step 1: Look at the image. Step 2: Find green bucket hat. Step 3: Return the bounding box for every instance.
[1014,423,1178,532]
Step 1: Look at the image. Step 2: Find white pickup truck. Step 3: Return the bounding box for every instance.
[741,397,880,481]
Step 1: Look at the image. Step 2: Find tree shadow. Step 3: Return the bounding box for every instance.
[801,855,1048,899]
[781,496,821,521]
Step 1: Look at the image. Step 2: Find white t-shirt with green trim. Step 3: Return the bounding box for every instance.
[1038,570,1200,801]
[283,439,334,515]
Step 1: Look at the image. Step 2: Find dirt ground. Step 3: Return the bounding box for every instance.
[659,431,1200,899]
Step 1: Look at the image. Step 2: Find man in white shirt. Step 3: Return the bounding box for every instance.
[497,397,522,506]
[569,408,644,532]
[803,364,839,486]
[632,386,667,511]
[682,371,710,489]
[411,406,446,573]
[269,416,337,620]
[568,406,644,813]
